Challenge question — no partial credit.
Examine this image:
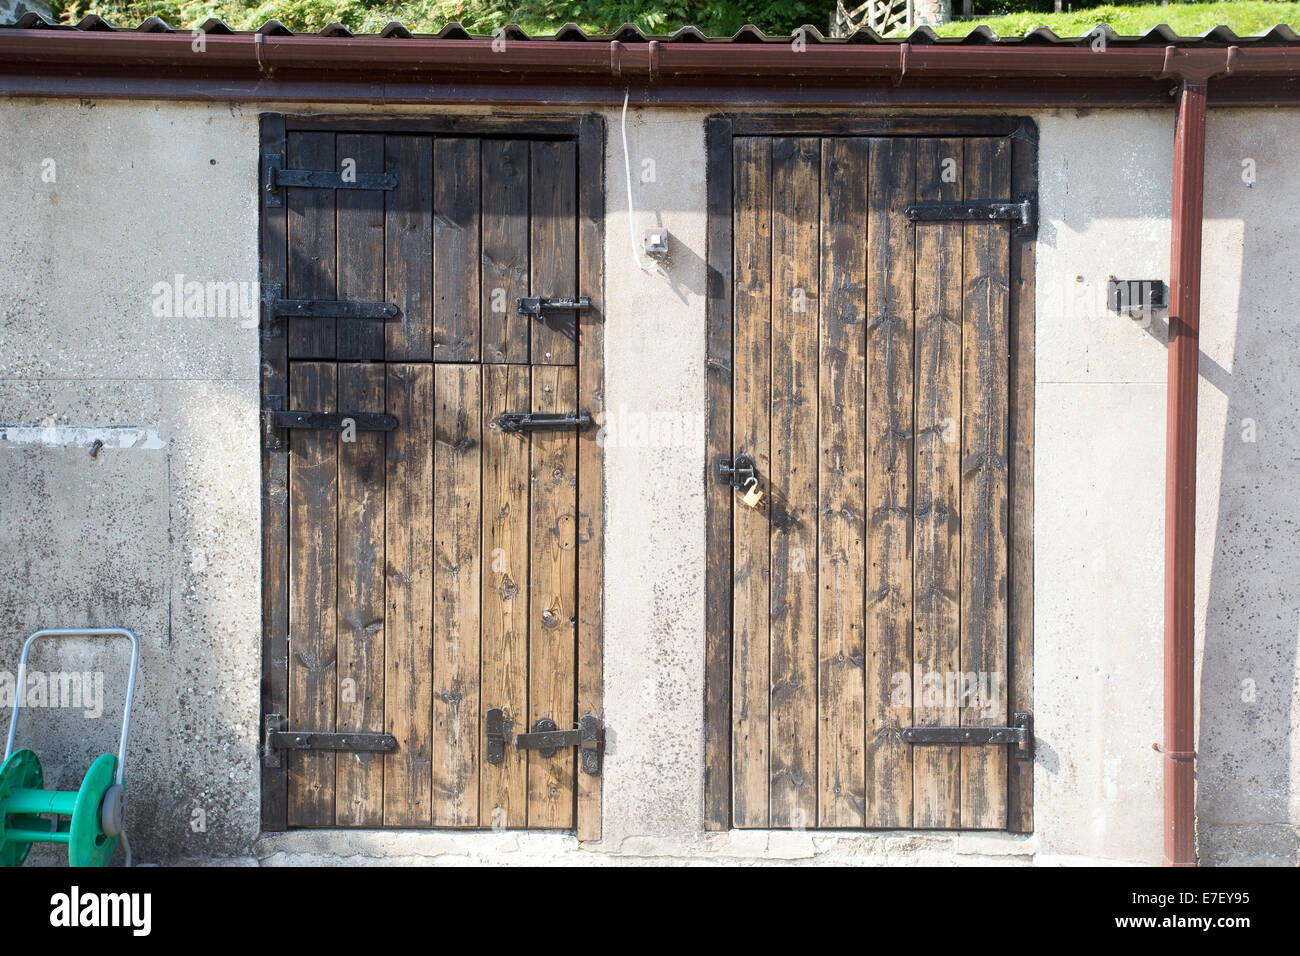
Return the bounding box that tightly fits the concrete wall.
[0,98,1294,866]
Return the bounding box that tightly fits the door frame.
[702,113,1037,832]
[258,112,607,839]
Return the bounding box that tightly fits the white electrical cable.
[621,89,656,274]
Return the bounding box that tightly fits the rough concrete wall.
[1,99,1294,866]
[0,99,262,863]
[1195,110,1300,866]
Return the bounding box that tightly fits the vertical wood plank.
[912,138,965,829]
[481,139,531,364]
[768,136,820,829]
[730,136,771,829]
[335,362,386,826]
[864,137,916,828]
[961,137,1012,830]
[432,364,482,826]
[287,361,338,826]
[336,133,386,361]
[1008,124,1037,834]
[383,363,434,826]
[575,116,606,842]
[529,141,578,366]
[385,136,434,362]
[527,365,579,828]
[702,117,734,831]
[260,113,290,831]
[817,136,868,828]
[432,139,482,362]
[480,365,531,828]
[287,131,337,358]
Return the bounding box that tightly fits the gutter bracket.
[895,42,909,87]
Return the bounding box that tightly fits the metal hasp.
[515,295,592,316]
[271,299,400,320]
[262,713,398,769]
[496,411,592,434]
[905,192,1037,237]
[901,712,1034,760]
[715,454,757,488]
[263,152,397,207]
[484,708,510,765]
[515,715,604,775]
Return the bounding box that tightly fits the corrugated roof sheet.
[5,13,1300,46]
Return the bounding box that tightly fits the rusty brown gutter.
[0,31,1298,106]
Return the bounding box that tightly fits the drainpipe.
[1160,48,1222,867]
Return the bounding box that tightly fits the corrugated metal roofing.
[5,13,1300,46]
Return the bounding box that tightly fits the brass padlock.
[740,475,763,508]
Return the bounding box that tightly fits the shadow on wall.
[1197,117,1300,866]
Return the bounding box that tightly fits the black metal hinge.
[271,299,400,320]
[496,411,592,434]
[263,152,398,207]
[262,713,398,768]
[516,295,591,317]
[900,712,1033,760]
[485,708,604,775]
[905,192,1037,238]
[262,395,398,451]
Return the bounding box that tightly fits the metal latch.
[272,299,400,320]
[715,455,758,488]
[496,412,593,434]
[900,712,1033,760]
[508,713,604,775]
[905,192,1037,237]
[263,152,397,207]
[262,395,398,451]
[515,296,591,317]
[262,713,398,768]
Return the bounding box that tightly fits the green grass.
[931,2,1300,38]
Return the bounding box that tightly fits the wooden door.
[715,130,1034,831]
[260,117,604,835]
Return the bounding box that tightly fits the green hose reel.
[0,750,122,867]
[1,628,138,868]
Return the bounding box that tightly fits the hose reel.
[0,628,139,867]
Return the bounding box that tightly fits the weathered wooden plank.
[768,136,820,829]
[260,113,290,831]
[912,138,965,829]
[816,136,868,828]
[384,136,434,361]
[287,361,338,826]
[480,364,531,828]
[527,365,578,828]
[864,137,916,828]
[481,139,531,364]
[574,115,606,842]
[960,137,1012,830]
[529,141,578,366]
[286,131,337,358]
[383,363,434,826]
[730,136,772,829]
[432,139,481,362]
[702,116,734,831]
[335,361,386,826]
[432,363,482,826]
[336,134,387,361]
[1008,124,1037,834]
